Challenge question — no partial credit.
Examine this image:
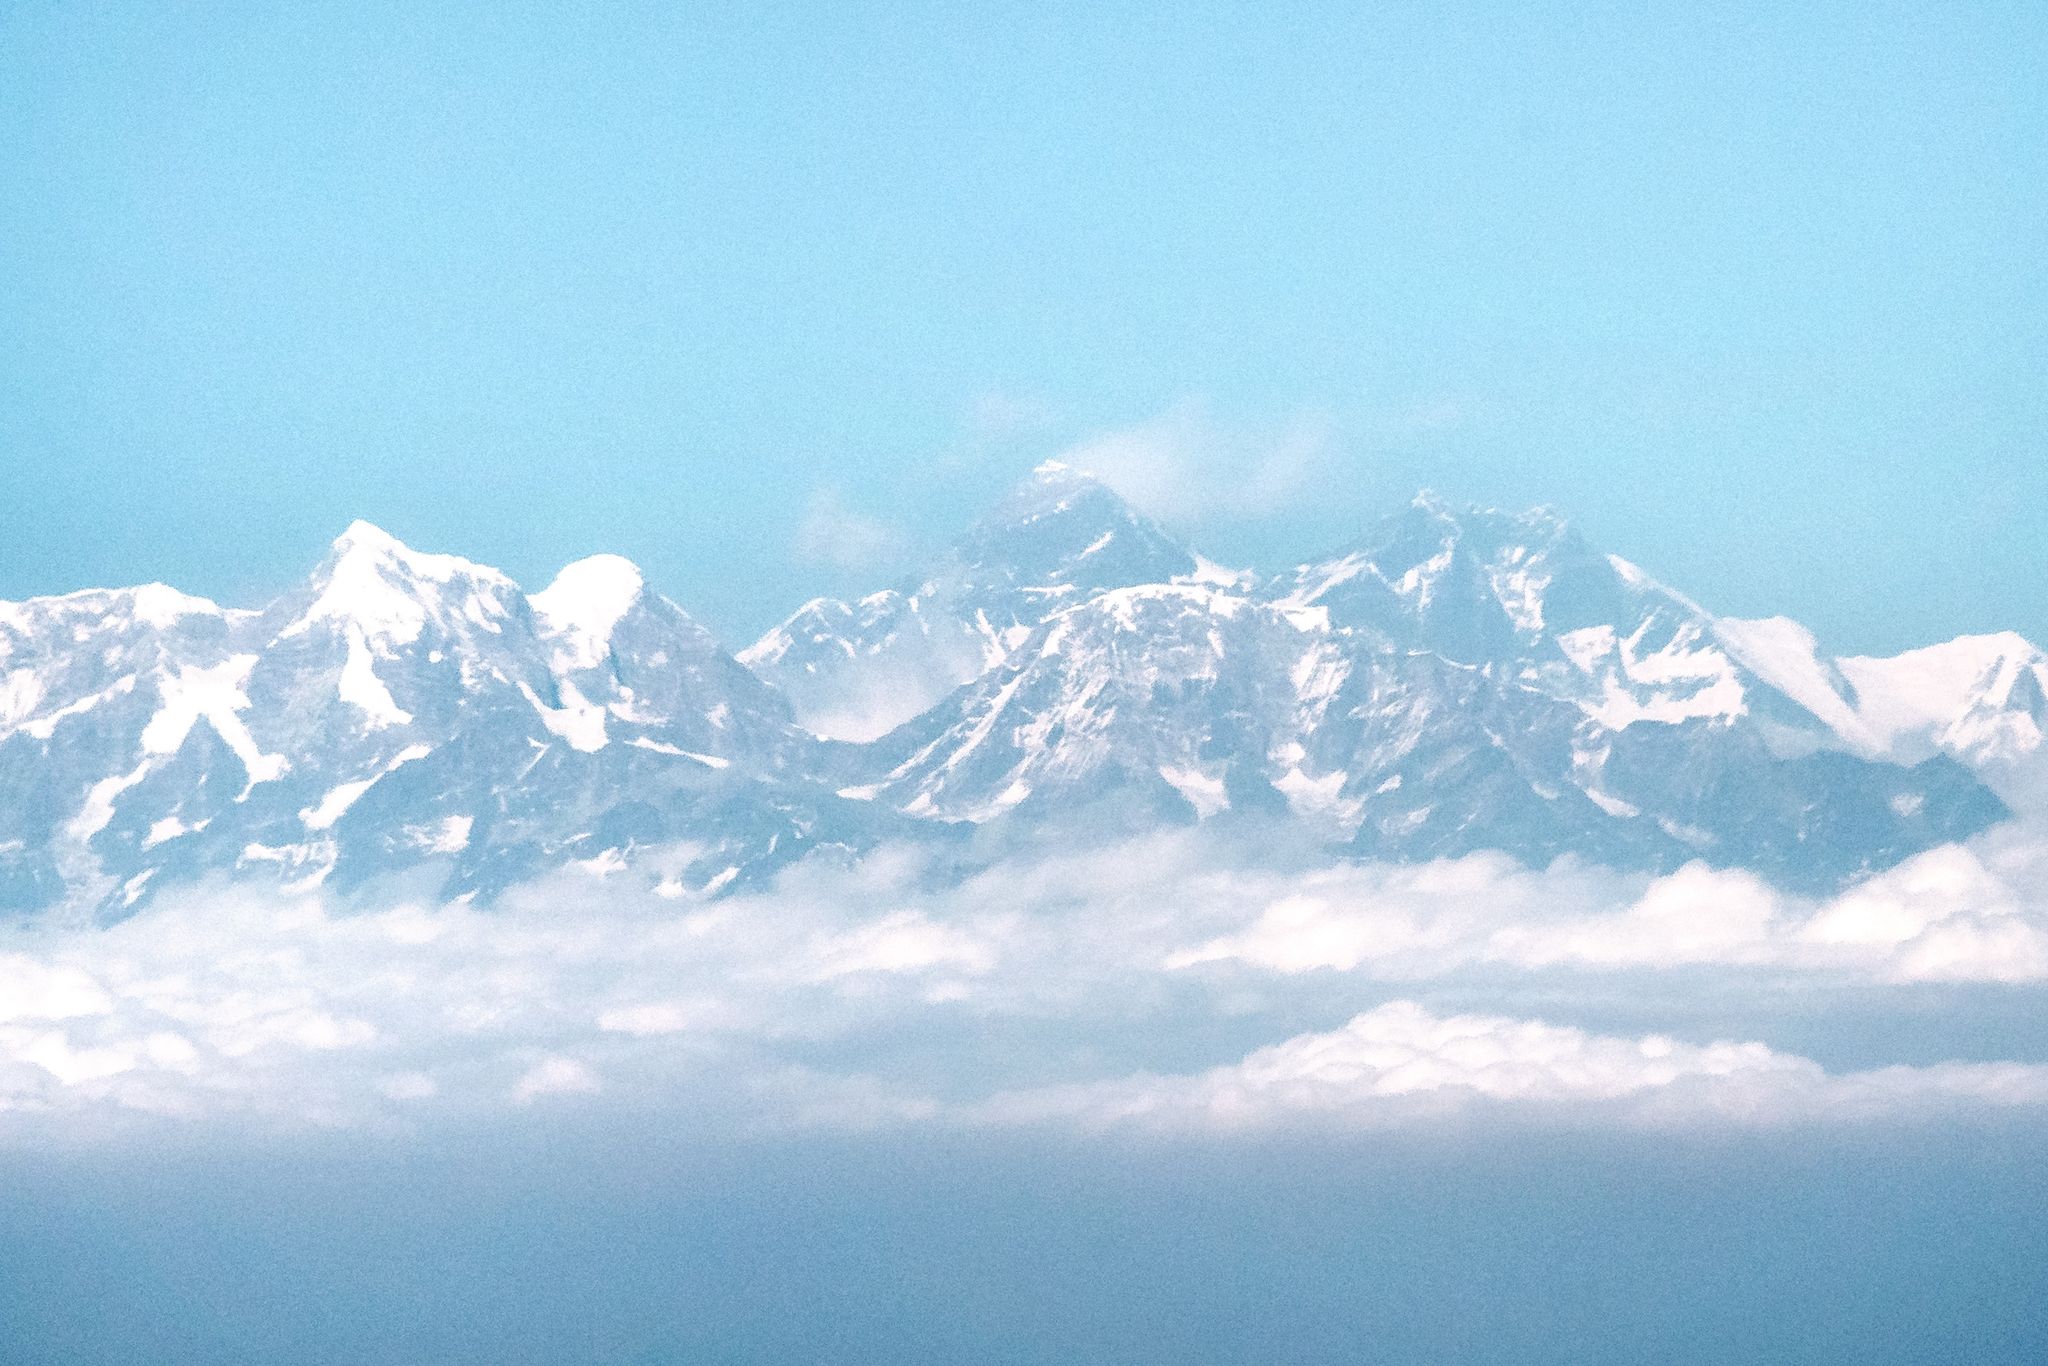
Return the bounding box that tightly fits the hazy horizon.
[5,3,2045,1362]
[4,1,2044,652]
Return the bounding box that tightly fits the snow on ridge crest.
[128,583,222,628]
[530,554,647,671]
[7,483,2042,921]
[0,581,223,630]
[282,521,517,646]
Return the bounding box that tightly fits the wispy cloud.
[792,487,909,574]
[1053,400,1339,528]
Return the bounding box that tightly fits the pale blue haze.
[8,12,2048,1362]
[1,0,2043,651]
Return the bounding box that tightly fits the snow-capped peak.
[321,520,516,585]
[967,463,1194,577]
[331,518,408,558]
[992,461,1114,517]
[323,520,505,582]
[280,522,517,646]
[530,554,646,670]
[0,581,223,632]
[127,583,223,628]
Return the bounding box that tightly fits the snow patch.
[1275,767,1359,827]
[18,675,140,740]
[140,656,289,790]
[1584,789,1641,819]
[68,760,153,841]
[281,521,513,647]
[1489,563,1550,632]
[143,816,204,849]
[1159,764,1229,819]
[299,745,432,831]
[530,554,645,671]
[128,583,222,629]
[339,626,413,727]
[406,815,472,854]
[519,680,608,752]
[625,737,728,766]
[0,669,45,726]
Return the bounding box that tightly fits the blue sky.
[1,0,2042,652]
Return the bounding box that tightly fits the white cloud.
[512,1056,602,1104]
[799,909,994,982]
[597,1001,702,1036]
[1170,837,2048,985]
[0,955,115,1021]
[0,823,2046,1142]
[1055,400,1337,527]
[973,1001,2048,1133]
[792,487,908,573]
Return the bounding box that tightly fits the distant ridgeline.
[4,463,2044,918]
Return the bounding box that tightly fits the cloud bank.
[1168,832,2048,985]
[3,822,2048,1144]
[977,1001,2048,1134]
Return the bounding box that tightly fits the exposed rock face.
[3,472,2037,918]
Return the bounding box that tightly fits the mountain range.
[4,463,2042,919]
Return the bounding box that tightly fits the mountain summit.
[742,462,1201,740]
[1,486,2040,918]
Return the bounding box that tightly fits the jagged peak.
[1399,490,1570,535]
[977,457,1170,539]
[128,582,224,627]
[996,459,1119,511]
[322,520,510,586]
[1299,494,1581,581]
[280,521,517,645]
[959,464,1197,592]
[332,518,406,556]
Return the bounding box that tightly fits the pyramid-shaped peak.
[332,518,407,555]
[1022,457,1122,494]
[322,520,511,586]
[1002,458,1118,506]
[2007,659,2047,721]
[281,521,517,646]
[960,460,1196,588]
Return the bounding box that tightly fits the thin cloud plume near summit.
[3,3,2045,1363]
